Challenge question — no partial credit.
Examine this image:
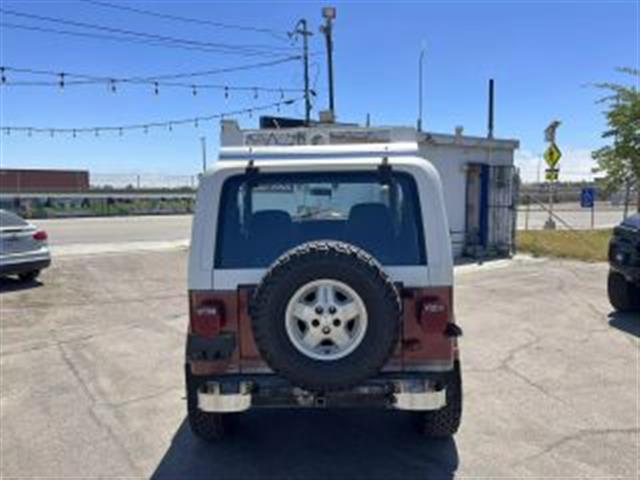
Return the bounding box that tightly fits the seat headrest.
[249,210,292,232]
[348,203,392,224]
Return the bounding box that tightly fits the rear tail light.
[190,293,225,337]
[32,230,48,241]
[417,292,451,333]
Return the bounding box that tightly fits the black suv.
[608,213,640,312]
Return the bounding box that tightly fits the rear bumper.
[0,258,51,276]
[189,366,453,413]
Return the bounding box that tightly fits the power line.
[1,64,305,95]
[0,8,297,57]
[83,0,291,41]
[0,21,273,56]
[1,97,302,137]
[0,57,301,82]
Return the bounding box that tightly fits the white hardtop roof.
[218,142,419,162]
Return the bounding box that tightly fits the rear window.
[215,171,426,268]
[0,210,28,228]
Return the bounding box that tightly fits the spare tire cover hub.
[285,279,368,361]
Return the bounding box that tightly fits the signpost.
[543,121,562,230]
[581,187,596,229]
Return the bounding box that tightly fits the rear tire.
[185,367,237,442]
[18,270,40,282]
[608,271,639,312]
[414,361,463,437]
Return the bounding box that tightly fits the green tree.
[592,68,640,212]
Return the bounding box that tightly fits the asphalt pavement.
[1,250,637,479]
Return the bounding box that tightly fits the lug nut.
[315,306,324,314]
[333,319,341,327]
[311,319,320,327]
[328,306,337,314]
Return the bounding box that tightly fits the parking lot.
[0,246,638,479]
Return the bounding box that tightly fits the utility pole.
[417,44,426,132]
[200,136,207,173]
[320,6,336,117]
[292,19,313,125]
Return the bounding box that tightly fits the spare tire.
[250,241,401,392]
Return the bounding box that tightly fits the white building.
[220,120,519,259]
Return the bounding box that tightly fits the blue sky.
[0,0,638,183]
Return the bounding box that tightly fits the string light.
[1,67,6,84]
[0,64,305,97]
[224,86,229,100]
[3,98,299,138]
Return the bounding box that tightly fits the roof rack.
[219,142,419,162]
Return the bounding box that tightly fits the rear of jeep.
[186,145,462,441]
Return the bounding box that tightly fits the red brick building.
[0,169,90,193]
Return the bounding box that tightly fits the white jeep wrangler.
[186,143,462,441]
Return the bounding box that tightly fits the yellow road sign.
[544,143,562,168]
[545,168,559,182]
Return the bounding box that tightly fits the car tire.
[185,367,237,442]
[414,360,463,437]
[250,241,401,392]
[608,271,639,312]
[18,270,40,282]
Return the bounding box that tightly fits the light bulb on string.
[224,86,229,101]
[110,79,117,93]
[154,82,159,95]
[192,85,197,96]
[168,123,173,132]
[194,118,199,128]
[72,129,76,138]
[253,88,258,100]
[59,73,65,90]
[1,67,6,84]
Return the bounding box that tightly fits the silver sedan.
[0,209,51,281]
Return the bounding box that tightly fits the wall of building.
[418,139,518,257]
[0,169,90,193]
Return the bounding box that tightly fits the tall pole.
[293,19,312,125]
[418,51,423,131]
[200,136,207,173]
[320,8,336,116]
[487,79,494,138]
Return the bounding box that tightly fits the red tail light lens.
[190,294,225,337]
[33,230,48,241]
[418,295,449,333]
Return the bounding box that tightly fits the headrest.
[249,210,292,231]
[348,203,392,224]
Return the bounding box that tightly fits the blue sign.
[581,187,595,208]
